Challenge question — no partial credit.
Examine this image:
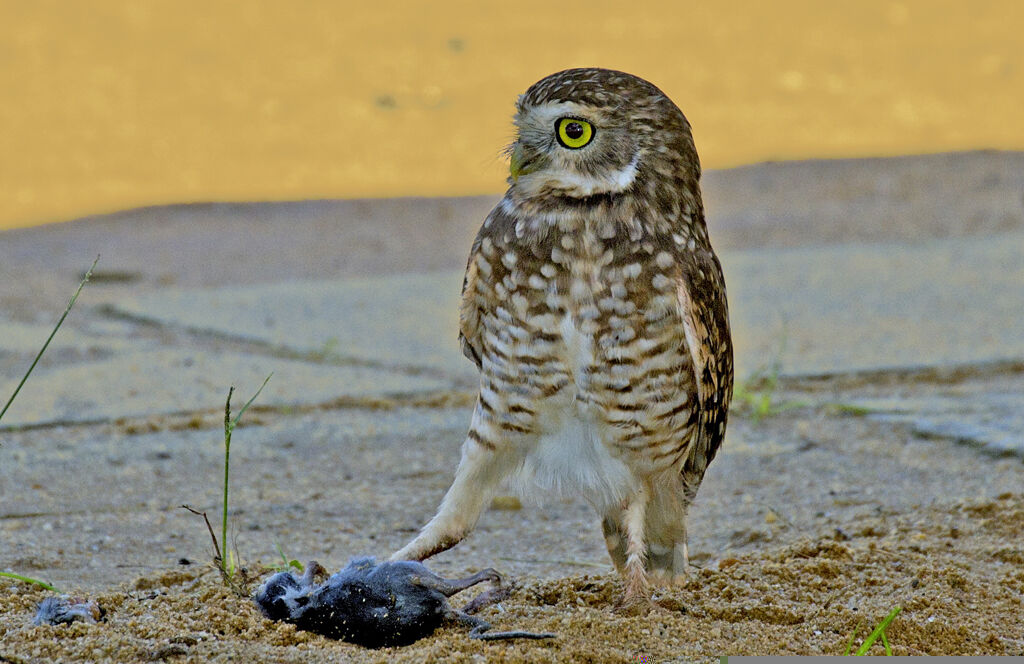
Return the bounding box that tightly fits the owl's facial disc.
[509,101,639,199]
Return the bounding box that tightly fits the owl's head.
[507,68,700,201]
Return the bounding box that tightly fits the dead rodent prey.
[33,597,103,626]
[254,557,556,648]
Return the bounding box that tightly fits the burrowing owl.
[392,68,733,603]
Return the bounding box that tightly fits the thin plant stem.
[222,386,235,573]
[0,258,95,592]
[182,504,222,563]
[0,256,99,425]
[220,374,271,576]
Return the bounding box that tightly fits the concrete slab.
[727,232,1024,377]
[112,273,474,381]
[844,391,1024,458]
[0,348,452,429]
[110,233,1024,382]
[0,318,144,358]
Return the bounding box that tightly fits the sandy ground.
[5,506,1024,664]
[2,486,1023,663]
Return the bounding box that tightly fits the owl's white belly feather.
[511,397,636,512]
[509,315,636,511]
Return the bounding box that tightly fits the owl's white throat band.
[517,153,640,199]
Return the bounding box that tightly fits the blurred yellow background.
[1,0,1021,230]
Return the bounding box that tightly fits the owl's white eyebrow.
[519,101,594,127]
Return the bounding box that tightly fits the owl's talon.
[613,591,653,616]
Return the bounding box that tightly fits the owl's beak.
[509,143,540,181]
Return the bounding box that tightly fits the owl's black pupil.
[564,122,584,140]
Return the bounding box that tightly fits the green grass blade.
[275,542,304,573]
[0,256,99,425]
[882,629,892,656]
[0,258,95,588]
[854,606,901,655]
[843,622,861,655]
[0,571,59,592]
[231,373,273,428]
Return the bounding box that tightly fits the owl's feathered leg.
[645,476,693,586]
[603,521,689,586]
[620,485,651,605]
[601,515,628,572]
[391,408,519,562]
[603,477,692,591]
[647,538,689,586]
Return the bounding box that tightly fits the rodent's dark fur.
[254,557,554,648]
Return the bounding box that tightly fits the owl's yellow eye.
[555,117,594,149]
